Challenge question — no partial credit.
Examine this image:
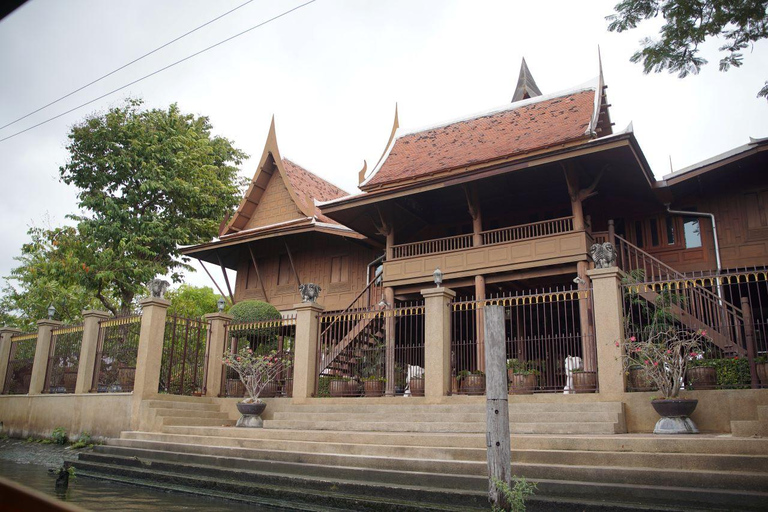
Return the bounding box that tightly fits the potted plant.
[506,359,538,395]
[627,363,656,391]
[570,367,597,393]
[409,373,425,397]
[460,370,486,395]
[755,356,768,387]
[621,329,707,434]
[362,376,386,397]
[686,358,717,390]
[222,347,292,428]
[328,376,350,397]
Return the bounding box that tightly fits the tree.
[59,99,246,314]
[166,285,229,319]
[607,0,768,100]
[0,226,104,330]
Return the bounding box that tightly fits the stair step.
[276,402,624,414]
[148,395,214,404]
[146,400,220,411]
[264,419,620,434]
[160,416,235,427]
[270,411,621,423]
[510,422,622,434]
[151,408,229,419]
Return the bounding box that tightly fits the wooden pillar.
[75,310,110,394]
[564,165,585,231]
[577,260,596,371]
[384,287,396,396]
[203,312,233,397]
[475,275,486,372]
[386,230,395,261]
[421,286,456,400]
[484,305,511,508]
[0,328,21,393]
[467,185,483,247]
[742,297,759,389]
[608,219,616,246]
[292,301,324,402]
[29,319,62,395]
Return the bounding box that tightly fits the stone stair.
[731,405,768,437]
[142,395,235,429]
[71,399,768,510]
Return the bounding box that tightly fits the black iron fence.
[45,325,83,394]
[159,316,209,396]
[92,314,141,393]
[2,332,37,395]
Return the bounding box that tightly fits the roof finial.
[511,58,542,103]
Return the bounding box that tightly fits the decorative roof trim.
[587,49,605,137]
[511,57,542,102]
[661,136,768,183]
[360,103,400,188]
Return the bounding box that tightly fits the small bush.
[492,476,537,512]
[51,427,68,445]
[70,431,92,449]
[711,358,751,389]
[229,300,281,324]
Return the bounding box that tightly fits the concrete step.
[150,408,230,420]
[270,411,621,424]
[150,395,214,404]
[73,454,488,511]
[160,416,235,427]
[103,439,486,476]
[146,400,221,411]
[731,419,768,438]
[758,405,768,421]
[119,431,487,461]
[510,422,621,434]
[275,402,624,414]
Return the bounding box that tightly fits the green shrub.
[70,431,92,449]
[229,300,281,324]
[51,427,67,445]
[229,300,282,352]
[491,476,537,512]
[318,375,333,397]
[710,358,750,389]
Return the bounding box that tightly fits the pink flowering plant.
[620,329,708,399]
[222,347,292,403]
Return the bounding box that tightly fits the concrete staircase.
[72,399,768,511]
[142,395,235,429]
[732,405,768,437]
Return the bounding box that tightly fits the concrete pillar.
[131,297,170,428]
[203,312,233,397]
[421,287,456,401]
[587,267,626,394]
[28,320,62,395]
[474,275,486,372]
[0,328,21,393]
[384,287,396,396]
[76,310,110,394]
[292,301,324,402]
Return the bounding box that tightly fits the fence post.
[131,297,170,428]
[0,328,21,393]
[741,297,759,389]
[292,301,324,402]
[586,267,626,394]
[28,319,62,395]
[203,312,232,397]
[75,310,110,394]
[421,286,456,401]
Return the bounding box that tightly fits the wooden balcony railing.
[391,233,473,259]
[481,216,574,246]
[390,216,576,260]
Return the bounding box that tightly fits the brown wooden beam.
[283,240,302,286]
[197,258,229,302]
[215,253,235,304]
[247,244,269,303]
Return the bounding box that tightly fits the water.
[0,458,289,511]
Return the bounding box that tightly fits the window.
[330,255,349,284]
[278,255,293,285]
[649,218,660,247]
[634,221,644,248]
[683,217,702,248]
[665,217,676,245]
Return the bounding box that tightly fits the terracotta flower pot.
[572,371,597,393]
[508,373,536,395]
[118,366,136,392]
[409,376,425,396]
[756,362,768,386]
[686,366,717,390]
[346,380,362,397]
[226,378,245,398]
[329,379,347,397]
[461,374,485,395]
[62,370,78,393]
[628,367,656,392]
[363,380,385,397]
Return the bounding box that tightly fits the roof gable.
[222,118,349,235]
[361,87,597,191]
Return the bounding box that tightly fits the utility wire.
[0,0,317,144]
[0,0,255,131]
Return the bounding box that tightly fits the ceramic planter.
[686,366,717,390]
[409,376,425,396]
[236,401,267,428]
[651,398,699,434]
[363,380,385,397]
[329,379,347,397]
[508,373,536,395]
[628,367,656,392]
[572,371,597,393]
[346,380,362,397]
[756,362,768,386]
[461,374,485,395]
[226,378,245,398]
[118,366,136,392]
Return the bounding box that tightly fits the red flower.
[630,336,636,342]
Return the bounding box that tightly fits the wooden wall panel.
[244,171,304,230]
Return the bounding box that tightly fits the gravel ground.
[0,437,86,467]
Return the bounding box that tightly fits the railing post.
[28,319,62,395]
[0,328,21,394]
[76,310,110,394]
[292,301,324,402]
[384,287,396,396]
[608,219,616,247]
[421,286,456,400]
[202,312,232,397]
[131,297,170,428]
[741,297,759,389]
[586,267,626,394]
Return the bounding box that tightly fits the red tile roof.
[362,89,596,190]
[282,158,348,224]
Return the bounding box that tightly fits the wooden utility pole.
[484,305,511,508]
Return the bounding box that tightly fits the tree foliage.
[607,0,768,99]
[166,284,229,319]
[0,226,104,330]
[58,99,247,314]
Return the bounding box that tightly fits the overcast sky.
[1,0,767,296]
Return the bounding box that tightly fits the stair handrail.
[320,278,383,340]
